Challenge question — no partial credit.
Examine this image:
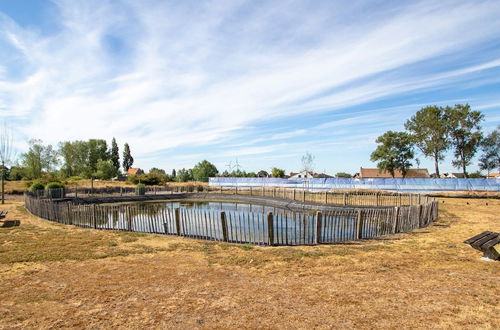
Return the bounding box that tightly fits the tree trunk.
[1,161,4,205]
[462,160,468,178]
[434,155,440,177]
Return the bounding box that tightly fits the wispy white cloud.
[0,0,499,172]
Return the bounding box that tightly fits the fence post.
[220,211,228,242]
[267,212,274,246]
[343,193,347,206]
[302,190,305,202]
[175,208,181,236]
[392,207,399,233]
[316,211,322,244]
[293,189,296,201]
[324,191,327,204]
[127,206,132,231]
[67,203,72,225]
[235,185,238,195]
[92,204,97,229]
[356,209,363,239]
[250,186,252,196]
[418,205,423,227]
[273,187,276,198]
[376,193,380,206]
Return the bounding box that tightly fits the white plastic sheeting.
[209,177,500,192]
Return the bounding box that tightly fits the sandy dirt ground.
[0,198,498,329]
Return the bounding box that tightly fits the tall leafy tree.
[404,106,449,176]
[479,126,499,175]
[370,131,414,178]
[175,168,192,182]
[122,143,134,172]
[149,168,166,175]
[271,167,285,178]
[21,139,59,179]
[58,141,90,177]
[94,160,118,180]
[192,160,218,182]
[445,104,484,178]
[88,139,108,173]
[110,137,120,173]
[257,170,269,177]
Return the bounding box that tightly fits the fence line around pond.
[24,191,438,246]
[35,186,435,207]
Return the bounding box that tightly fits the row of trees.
[10,138,134,180]
[371,104,499,178]
[131,162,288,184]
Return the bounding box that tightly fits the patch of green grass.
[120,236,138,243]
[240,243,254,251]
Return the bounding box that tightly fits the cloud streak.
[0,0,499,172]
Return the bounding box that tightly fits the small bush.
[128,173,164,185]
[46,182,65,199]
[135,183,146,195]
[46,182,65,189]
[30,182,45,193]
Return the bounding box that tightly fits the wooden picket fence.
[24,191,438,246]
[41,186,432,207]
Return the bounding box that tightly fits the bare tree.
[301,152,315,173]
[0,124,15,204]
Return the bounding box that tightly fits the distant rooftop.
[357,167,430,178]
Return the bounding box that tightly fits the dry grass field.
[3,180,208,195]
[0,197,499,329]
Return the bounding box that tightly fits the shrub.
[46,182,64,189]
[30,181,45,193]
[135,183,146,195]
[46,182,65,199]
[127,174,140,184]
[128,173,164,185]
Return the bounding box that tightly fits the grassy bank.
[0,198,498,328]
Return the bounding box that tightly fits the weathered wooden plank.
[464,231,492,244]
[267,212,274,246]
[316,211,322,244]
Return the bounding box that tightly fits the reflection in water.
[69,200,394,245]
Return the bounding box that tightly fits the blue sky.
[0,0,499,175]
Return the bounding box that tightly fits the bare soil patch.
[0,198,498,329]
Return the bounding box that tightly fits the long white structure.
[209,177,500,192]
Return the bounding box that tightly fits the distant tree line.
[8,138,134,181]
[371,104,499,178]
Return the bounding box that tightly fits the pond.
[68,199,395,245]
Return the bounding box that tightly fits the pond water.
[71,200,394,245]
[153,200,289,214]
